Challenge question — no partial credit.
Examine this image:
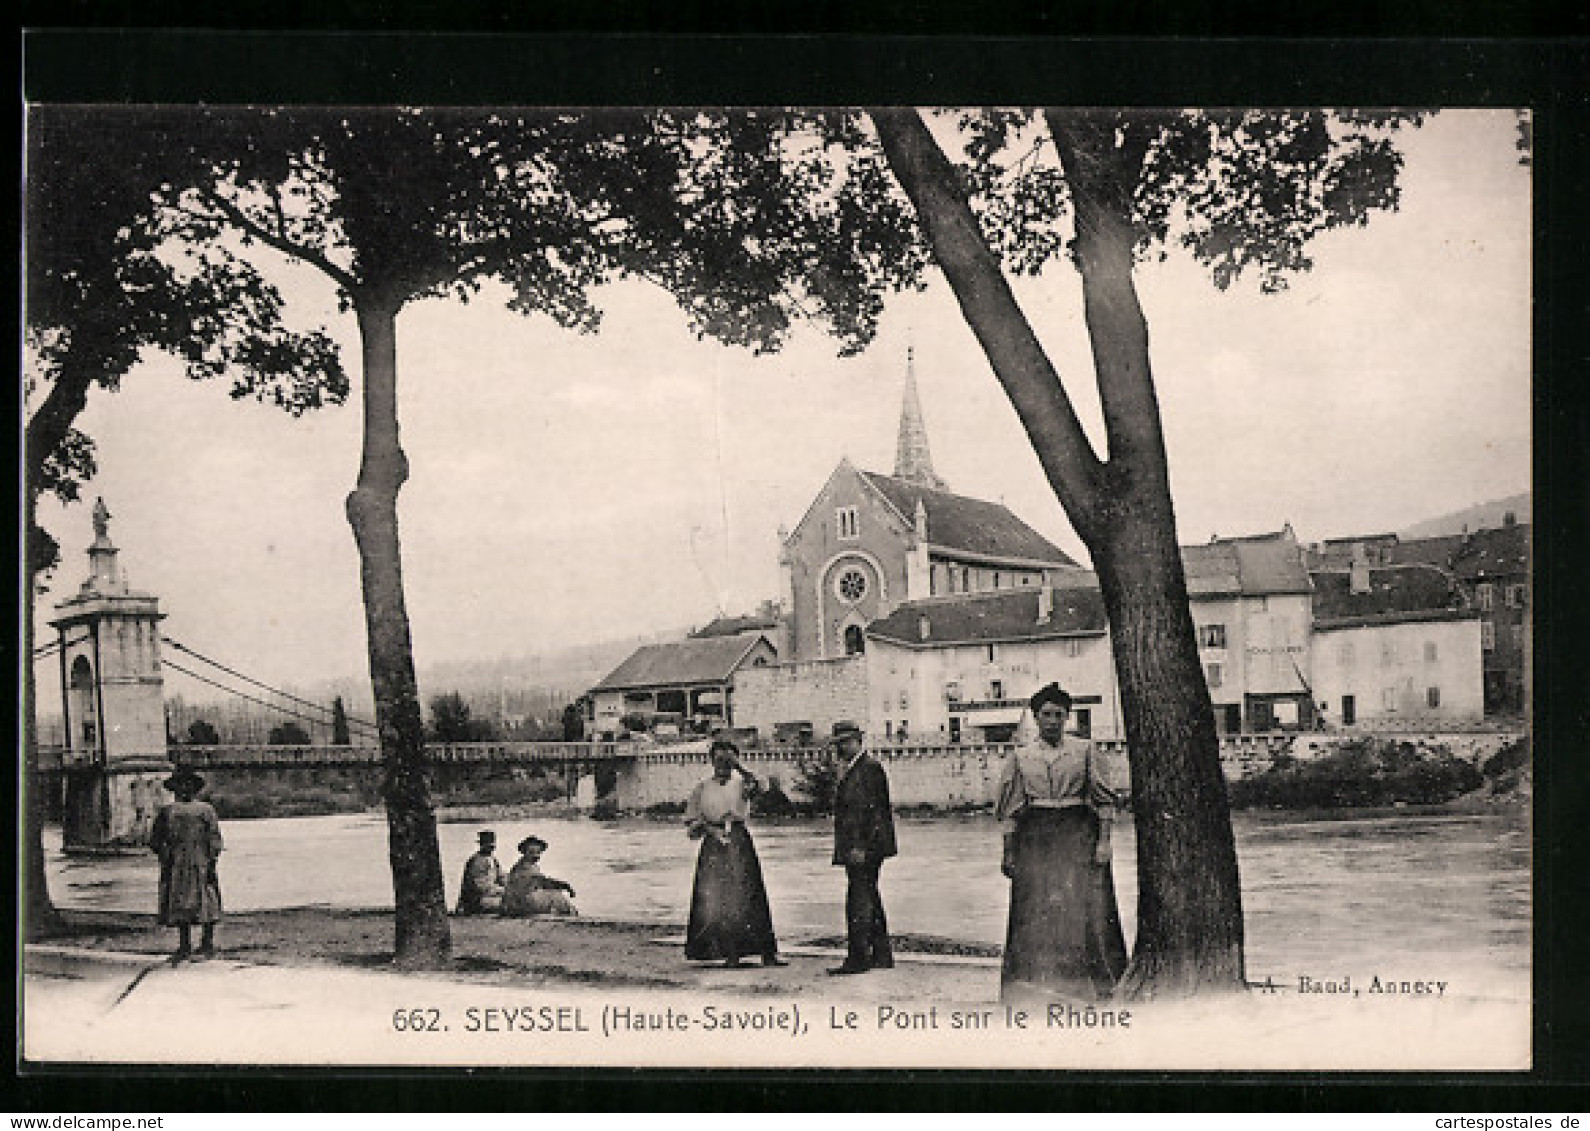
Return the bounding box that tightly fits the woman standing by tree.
[997,683,1129,1002]
[683,739,787,969]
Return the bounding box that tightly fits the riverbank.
[29,906,998,994]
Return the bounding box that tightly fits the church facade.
[777,352,1079,664]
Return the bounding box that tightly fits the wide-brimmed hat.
[830,720,864,743]
[477,830,497,845]
[518,835,548,854]
[164,767,205,793]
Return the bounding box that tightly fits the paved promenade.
[22,909,1530,1072]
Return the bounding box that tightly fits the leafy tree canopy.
[146,107,926,355]
[25,106,347,575]
[267,721,312,746]
[954,108,1423,293]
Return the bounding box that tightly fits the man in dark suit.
[828,720,897,975]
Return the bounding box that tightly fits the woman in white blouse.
[995,682,1129,1001]
[683,739,787,968]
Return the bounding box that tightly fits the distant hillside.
[1401,492,1530,540]
[414,624,697,697]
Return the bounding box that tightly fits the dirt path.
[36,907,1003,1002]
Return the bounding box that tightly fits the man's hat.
[164,767,205,793]
[1029,682,1073,713]
[830,720,864,742]
[518,835,548,854]
[477,830,497,844]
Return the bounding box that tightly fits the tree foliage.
[426,693,498,744]
[956,108,1421,294]
[185,719,221,746]
[1228,740,1485,809]
[25,107,347,575]
[331,696,352,746]
[267,721,313,746]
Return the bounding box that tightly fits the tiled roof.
[1311,564,1466,625]
[592,635,770,692]
[1182,541,1242,597]
[1385,534,1466,570]
[867,588,1107,648]
[690,614,781,639]
[1183,533,1313,597]
[860,471,1078,567]
[1446,522,1530,581]
[1313,608,1478,631]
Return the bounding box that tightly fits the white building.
[589,634,777,738]
[1182,529,1317,733]
[1309,559,1484,727]
[864,582,1120,743]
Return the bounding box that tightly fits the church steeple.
[893,347,946,490]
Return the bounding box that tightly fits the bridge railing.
[160,741,645,768]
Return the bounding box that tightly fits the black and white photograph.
[20,39,1539,1074]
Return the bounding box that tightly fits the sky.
[29,109,1531,708]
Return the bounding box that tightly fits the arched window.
[844,625,866,655]
[69,655,97,750]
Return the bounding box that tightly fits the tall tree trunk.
[345,297,450,966]
[1092,504,1246,997]
[873,107,1246,998]
[23,491,67,941]
[1049,110,1245,997]
[21,364,96,941]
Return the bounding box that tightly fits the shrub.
[793,750,840,815]
[1230,739,1485,810]
[1483,737,1529,780]
[750,775,796,818]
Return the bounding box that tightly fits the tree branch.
[197,190,359,294]
[869,107,1107,540]
[1044,110,1171,484]
[25,354,99,503]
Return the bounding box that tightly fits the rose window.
[836,567,868,603]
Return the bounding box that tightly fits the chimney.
[1036,584,1054,625]
[1349,543,1371,595]
[1503,510,1516,527]
[918,614,932,642]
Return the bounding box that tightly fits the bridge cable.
[161,636,378,732]
[161,657,380,739]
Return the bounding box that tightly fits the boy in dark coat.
[828,721,897,975]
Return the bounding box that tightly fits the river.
[46,807,1530,997]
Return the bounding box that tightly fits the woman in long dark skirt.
[996,683,1129,1002]
[149,767,224,962]
[683,739,787,968]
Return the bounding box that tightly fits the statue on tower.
[92,497,112,542]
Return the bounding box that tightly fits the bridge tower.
[48,499,172,852]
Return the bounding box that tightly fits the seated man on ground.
[501,835,579,917]
[455,829,505,915]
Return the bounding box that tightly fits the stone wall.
[733,655,868,742]
[612,743,1018,812]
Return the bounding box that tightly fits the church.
[592,353,1084,740]
[777,350,1079,663]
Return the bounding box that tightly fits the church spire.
[893,347,946,490]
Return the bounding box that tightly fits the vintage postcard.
[20,38,1534,1074]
